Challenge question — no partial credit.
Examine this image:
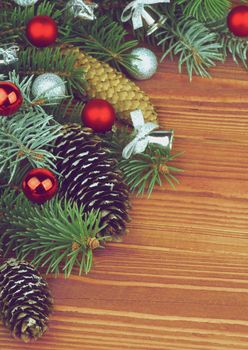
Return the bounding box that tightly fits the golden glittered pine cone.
[68,48,158,125]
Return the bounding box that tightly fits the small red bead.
[227,5,248,37]
[26,15,58,48]
[0,82,23,116]
[81,99,116,133]
[22,168,58,204]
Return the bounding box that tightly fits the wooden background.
[1,53,248,349]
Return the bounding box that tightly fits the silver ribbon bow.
[121,0,170,30]
[67,0,98,20]
[0,44,19,65]
[122,110,174,159]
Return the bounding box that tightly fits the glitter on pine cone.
[68,48,157,125]
[0,259,53,342]
[54,124,130,240]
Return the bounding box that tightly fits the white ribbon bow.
[0,44,19,65]
[121,0,170,30]
[67,0,98,20]
[122,110,159,159]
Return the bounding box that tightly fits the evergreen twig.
[120,145,183,196]
[174,0,231,22]
[8,71,67,110]
[0,1,59,44]
[15,47,85,95]
[0,110,61,183]
[220,33,248,67]
[67,16,138,73]
[0,191,106,276]
[103,128,183,196]
[49,97,85,124]
[150,5,223,80]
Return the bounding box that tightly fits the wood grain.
[1,54,248,350]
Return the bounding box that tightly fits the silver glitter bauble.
[129,48,158,80]
[13,0,39,6]
[31,73,66,102]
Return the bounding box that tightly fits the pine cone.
[69,48,157,125]
[0,259,53,342]
[54,124,130,240]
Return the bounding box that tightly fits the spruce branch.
[49,97,85,124]
[128,4,223,80]
[175,0,231,22]
[156,7,223,79]
[8,71,67,110]
[0,1,58,44]
[206,20,248,68]
[14,47,85,95]
[199,15,248,69]
[96,0,130,17]
[103,128,183,196]
[7,72,84,125]
[0,110,61,183]
[67,16,138,73]
[0,191,106,276]
[120,145,183,196]
[220,33,248,68]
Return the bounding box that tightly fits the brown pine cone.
[0,259,52,342]
[53,124,131,240]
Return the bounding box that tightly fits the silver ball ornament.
[32,73,66,102]
[129,48,158,80]
[13,0,39,6]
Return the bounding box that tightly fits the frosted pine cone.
[54,124,130,240]
[0,259,53,342]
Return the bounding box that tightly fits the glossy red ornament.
[0,82,23,116]
[22,168,58,204]
[227,5,248,37]
[26,15,58,48]
[81,99,116,133]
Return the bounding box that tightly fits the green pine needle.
[0,191,106,276]
[131,3,223,80]
[15,47,85,95]
[103,129,183,196]
[206,18,248,68]
[49,97,85,124]
[68,16,138,73]
[156,15,223,80]
[220,33,248,68]
[120,146,183,197]
[8,71,68,109]
[175,0,231,22]
[0,110,61,183]
[0,1,59,43]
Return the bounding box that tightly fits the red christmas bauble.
[0,82,23,116]
[81,99,116,133]
[26,15,58,48]
[227,5,248,37]
[22,168,58,204]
